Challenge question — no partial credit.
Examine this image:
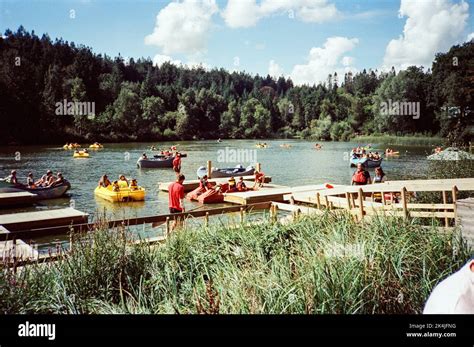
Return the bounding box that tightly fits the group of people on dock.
[98,174,139,191]
[3,169,66,189]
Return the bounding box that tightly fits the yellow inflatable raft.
[89,143,104,149]
[94,184,146,202]
[73,151,90,158]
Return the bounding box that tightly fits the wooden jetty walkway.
[0,208,88,232]
[0,191,39,207]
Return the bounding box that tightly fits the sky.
[1,0,473,85]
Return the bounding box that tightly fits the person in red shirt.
[173,153,181,174]
[168,174,185,231]
[253,170,265,190]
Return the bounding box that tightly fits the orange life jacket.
[353,171,368,184]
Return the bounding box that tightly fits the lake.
[0,140,436,248]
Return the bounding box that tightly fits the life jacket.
[353,170,368,184]
[237,181,246,191]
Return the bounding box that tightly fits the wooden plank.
[271,202,322,215]
[0,191,39,208]
[0,202,272,241]
[0,208,88,232]
[0,239,38,259]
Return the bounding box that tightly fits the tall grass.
[353,134,444,146]
[1,212,470,314]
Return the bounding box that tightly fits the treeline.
[0,26,472,145]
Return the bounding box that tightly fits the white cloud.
[152,54,182,67]
[467,32,474,41]
[152,54,209,70]
[268,60,284,78]
[145,0,218,55]
[290,36,358,85]
[222,0,339,28]
[382,0,470,71]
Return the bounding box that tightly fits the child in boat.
[119,175,129,186]
[112,181,120,192]
[5,170,18,184]
[141,153,148,160]
[98,174,111,188]
[237,177,248,192]
[129,179,138,190]
[227,177,237,192]
[199,175,213,191]
[26,172,36,188]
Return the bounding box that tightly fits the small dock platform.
[0,225,39,259]
[159,175,272,192]
[0,208,89,232]
[0,191,39,208]
[224,184,339,205]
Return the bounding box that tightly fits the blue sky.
[1,0,473,84]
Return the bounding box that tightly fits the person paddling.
[351,163,371,186]
[168,174,186,231]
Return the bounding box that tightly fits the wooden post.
[69,232,73,252]
[240,207,244,224]
[381,191,386,206]
[12,238,17,273]
[204,212,209,227]
[351,193,356,210]
[256,162,261,173]
[316,192,321,209]
[207,160,212,179]
[165,217,170,237]
[324,196,330,210]
[358,188,364,221]
[401,187,408,219]
[345,192,351,210]
[442,191,449,227]
[452,185,458,225]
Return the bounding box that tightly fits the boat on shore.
[137,156,174,168]
[196,165,255,178]
[0,180,71,200]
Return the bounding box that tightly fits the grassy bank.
[353,134,444,146]
[1,213,470,314]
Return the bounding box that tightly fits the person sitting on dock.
[119,175,129,186]
[129,178,138,191]
[98,174,111,188]
[351,163,371,186]
[5,170,18,184]
[173,153,181,174]
[237,176,248,192]
[253,170,265,190]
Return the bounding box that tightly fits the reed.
[1,212,470,314]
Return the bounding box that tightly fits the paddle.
[151,204,206,228]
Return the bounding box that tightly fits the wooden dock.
[0,191,39,207]
[0,208,89,232]
[224,184,341,205]
[158,175,272,192]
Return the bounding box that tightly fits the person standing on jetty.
[351,163,371,185]
[168,174,185,230]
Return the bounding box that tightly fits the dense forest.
[0,26,473,145]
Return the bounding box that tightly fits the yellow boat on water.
[89,143,104,149]
[256,143,268,148]
[63,143,81,150]
[94,184,146,202]
[73,151,90,158]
